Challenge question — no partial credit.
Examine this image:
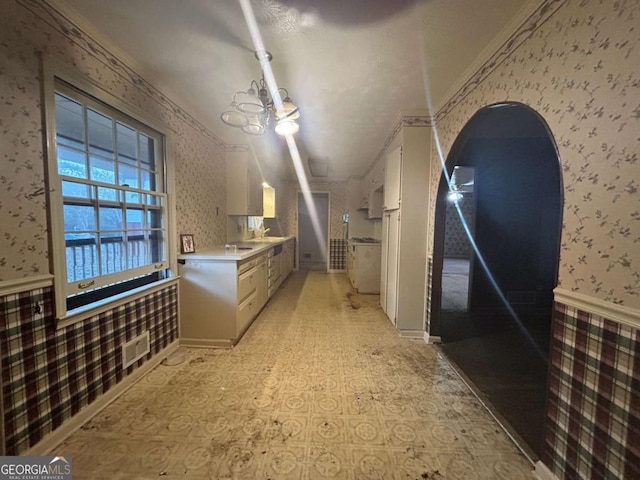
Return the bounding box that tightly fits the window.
[49,80,168,317]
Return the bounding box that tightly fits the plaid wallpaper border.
[545,302,640,479]
[330,239,347,270]
[425,257,433,333]
[0,283,178,455]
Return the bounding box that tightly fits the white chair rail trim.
[0,275,54,297]
[554,288,640,330]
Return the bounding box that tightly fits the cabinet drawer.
[237,290,258,335]
[238,257,258,275]
[238,265,258,303]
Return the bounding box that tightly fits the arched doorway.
[431,103,562,459]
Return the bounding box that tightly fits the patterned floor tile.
[57,272,534,479]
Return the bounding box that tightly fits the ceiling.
[55,0,532,181]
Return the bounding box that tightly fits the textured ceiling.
[55,0,531,180]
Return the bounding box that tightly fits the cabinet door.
[226,152,263,215]
[380,215,388,311]
[384,210,400,325]
[347,245,356,287]
[249,164,263,216]
[368,187,384,219]
[384,146,402,210]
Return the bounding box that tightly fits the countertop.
[348,240,382,246]
[177,236,294,262]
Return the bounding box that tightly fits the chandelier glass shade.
[221,52,300,136]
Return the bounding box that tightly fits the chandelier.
[221,51,300,136]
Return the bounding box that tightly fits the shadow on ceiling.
[270,0,423,25]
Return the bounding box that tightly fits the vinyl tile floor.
[59,271,535,479]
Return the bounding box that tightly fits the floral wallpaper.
[429,0,640,309]
[174,133,226,249]
[0,0,230,283]
[444,194,474,259]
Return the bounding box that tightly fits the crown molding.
[434,0,567,123]
[27,0,228,150]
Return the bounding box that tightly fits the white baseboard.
[423,332,442,344]
[26,340,179,455]
[533,461,558,480]
[398,329,425,339]
[180,337,232,348]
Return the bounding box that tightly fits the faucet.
[262,228,271,238]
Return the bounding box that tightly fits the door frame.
[296,190,330,272]
[429,102,564,337]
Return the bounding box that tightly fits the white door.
[385,209,400,325]
[384,146,402,210]
[380,212,389,311]
[297,192,329,271]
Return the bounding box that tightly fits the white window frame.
[43,61,177,326]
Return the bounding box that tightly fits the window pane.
[127,237,147,269]
[66,233,98,282]
[146,193,163,207]
[126,208,145,236]
[55,93,85,148]
[148,207,163,229]
[139,133,154,168]
[87,108,114,157]
[100,233,126,274]
[126,192,141,204]
[97,186,118,202]
[57,146,87,179]
[90,155,116,184]
[118,163,138,188]
[141,169,155,191]
[116,122,137,159]
[62,180,90,199]
[99,206,123,231]
[149,229,165,262]
[63,204,96,232]
[118,153,137,167]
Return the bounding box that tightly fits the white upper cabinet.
[226,151,263,216]
[263,185,276,218]
[368,186,384,219]
[383,146,402,210]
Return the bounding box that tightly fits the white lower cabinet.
[347,242,382,294]
[178,239,295,347]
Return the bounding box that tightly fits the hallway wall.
[428,0,640,478]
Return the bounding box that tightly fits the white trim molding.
[423,332,442,344]
[554,288,640,330]
[25,340,179,456]
[0,275,54,297]
[57,277,180,329]
[533,460,559,480]
[399,329,425,339]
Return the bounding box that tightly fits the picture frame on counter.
[180,234,196,253]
